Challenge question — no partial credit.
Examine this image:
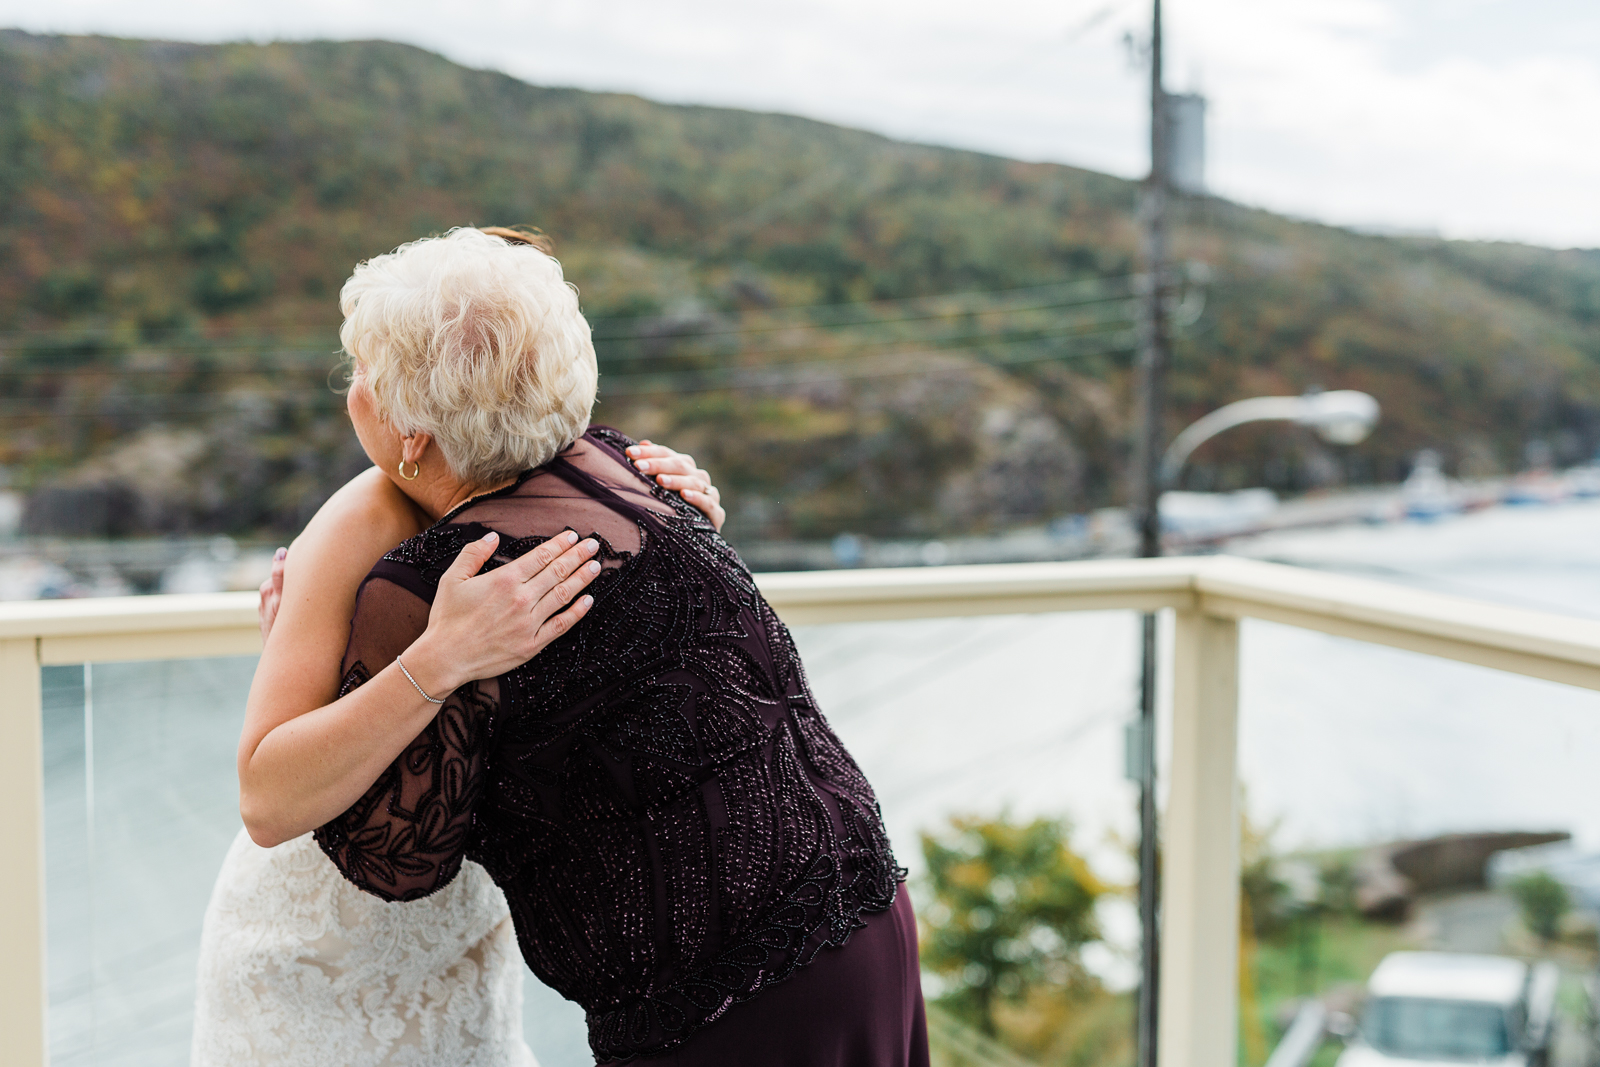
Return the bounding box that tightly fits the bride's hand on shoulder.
[626,441,725,531]
[258,547,288,643]
[405,531,603,693]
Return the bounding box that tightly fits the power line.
[0,272,1143,349]
[0,360,343,378]
[594,270,1141,329]
[594,288,1133,345]
[0,336,341,353]
[590,275,1139,341]
[600,325,1136,396]
[0,294,1140,376]
[0,326,1136,419]
[598,300,1137,366]
[0,269,1184,412]
[0,390,344,419]
[0,298,1145,409]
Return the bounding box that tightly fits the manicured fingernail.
[582,539,598,552]
[581,595,594,607]
[636,460,650,472]
[626,446,639,455]
[482,531,498,542]
[587,560,601,574]
[565,530,579,544]
[274,547,287,561]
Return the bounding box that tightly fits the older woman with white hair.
[219,227,928,1066]
[191,228,726,1067]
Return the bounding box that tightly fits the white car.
[1335,952,1560,1067]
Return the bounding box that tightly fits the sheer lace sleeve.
[313,567,497,902]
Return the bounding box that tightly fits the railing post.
[1159,610,1240,1067]
[0,637,46,1066]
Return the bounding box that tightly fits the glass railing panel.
[793,611,1143,894]
[36,598,1596,1067]
[796,611,1147,1066]
[1235,620,1600,1067]
[36,654,594,1067]
[1238,618,1600,850]
[793,609,1600,1067]
[43,664,92,1061]
[43,657,257,1067]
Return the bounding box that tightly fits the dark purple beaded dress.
[315,428,929,1065]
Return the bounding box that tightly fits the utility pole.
[1132,2,1169,1067]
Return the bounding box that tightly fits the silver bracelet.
[396,656,446,704]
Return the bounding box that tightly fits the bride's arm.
[253,467,427,701]
[236,467,431,844]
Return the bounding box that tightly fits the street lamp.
[1159,390,1380,490]
[1129,387,1378,1067]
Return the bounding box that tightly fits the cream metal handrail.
[3,555,1599,1067]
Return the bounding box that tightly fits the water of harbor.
[40,499,1600,1065]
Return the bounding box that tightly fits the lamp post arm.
[1158,396,1309,489]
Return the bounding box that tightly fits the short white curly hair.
[339,227,597,485]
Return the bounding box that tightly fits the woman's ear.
[401,433,434,465]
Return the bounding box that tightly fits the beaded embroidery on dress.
[315,428,904,1061]
[191,829,536,1067]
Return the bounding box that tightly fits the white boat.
[1401,451,1457,521]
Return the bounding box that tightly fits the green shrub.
[1510,871,1568,942]
[920,813,1105,1037]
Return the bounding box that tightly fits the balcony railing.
[4,554,1599,1067]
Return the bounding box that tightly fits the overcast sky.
[6,0,1599,249]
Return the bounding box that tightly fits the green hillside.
[3,30,1599,540]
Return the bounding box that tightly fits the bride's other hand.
[627,441,726,531]
[402,530,603,697]
[258,547,287,644]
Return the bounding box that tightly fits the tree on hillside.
[920,813,1105,1037]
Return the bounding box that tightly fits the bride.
[190,229,725,1066]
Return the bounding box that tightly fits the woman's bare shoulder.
[270,469,427,650]
[293,467,428,561]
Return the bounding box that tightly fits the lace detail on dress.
[315,428,902,1061]
[191,830,535,1067]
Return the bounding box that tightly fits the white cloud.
[3,0,1598,246]
[1168,0,1600,244]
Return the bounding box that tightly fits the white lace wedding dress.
[191,828,538,1067]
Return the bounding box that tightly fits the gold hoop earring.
[398,459,420,481]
